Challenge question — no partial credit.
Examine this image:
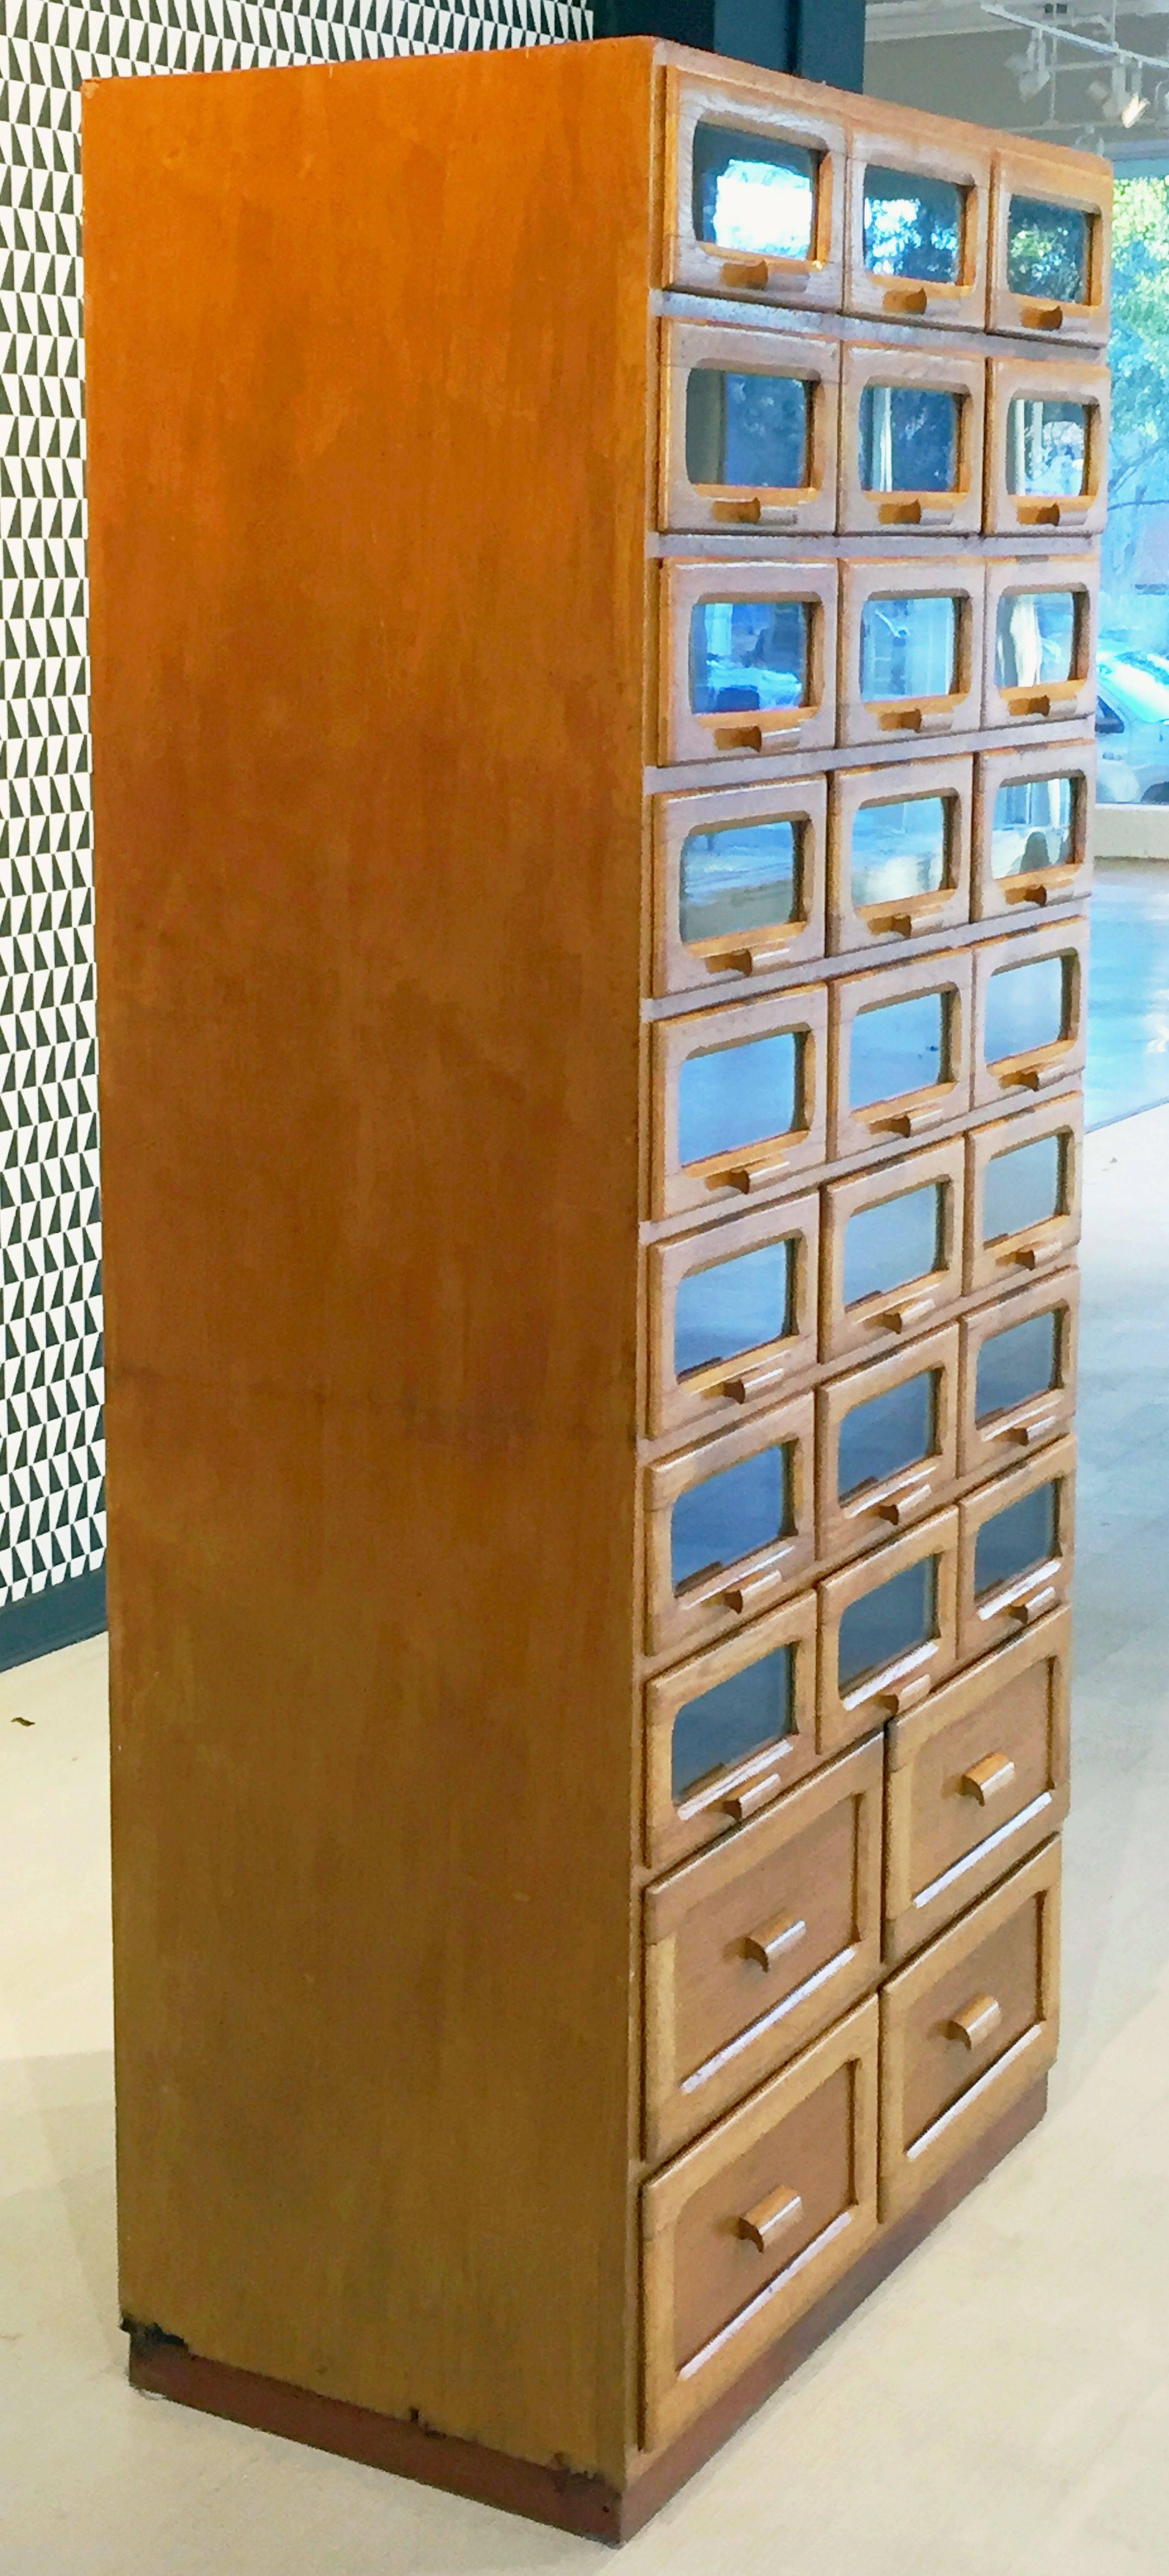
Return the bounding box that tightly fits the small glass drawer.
[817,1507,960,1757]
[986,356,1109,538]
[660,558,838,765]
[663,66,846,312]
[651,986,829,1221]
[957,1438,1075,1665]
[983,556,1098,733]
[652,777,827,997]
[838,341,985,537]
[965,1093,1083,1296]
[643,1392,816,1662]
[647,1190,819,1444]
[838,555,984,750]
[973,739,1095,923]
[643,1592,820,1874]
[844,113,990,330]
[971,917,1088,1111]
[828,755,972,958]
[989,144,1111,347]
[816,1323,960,1565]
[959,1267,1079,1480]
[660,323,840,538]
[821,1137,965,1367]
[829,950,973,1161]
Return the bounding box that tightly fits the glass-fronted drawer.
[973,739,1095,922]
[643,1592,820,1874]
[844,113,990,330]
[817,1507,959,1757]
[989,144,1111,347]
[965,1093,1082,1295]
[652,776,827,997]
[838,555,983,749]
[957,1437,1075,1664]
[959,1267,1079,1479]
[663,66,846,311]
[971,917,1088,1109]
[647,1190,819,1443]
[838,341,985,536]
[660,322,840,537]
[829,950,973,1160]
[644,1391,816,1661]
[651,986,829,1220]
[986,356,1109,538]
[983,556,1098,733]
[828,755,972,957]
[821,1137,965,1366]
[660,558,838,764]
[816,1323,960,1565]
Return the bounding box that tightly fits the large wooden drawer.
[642,1997,879,2450]
[643,1735,883,2163]
[884,1608,1070,1963]
[879,1837,1060,2221]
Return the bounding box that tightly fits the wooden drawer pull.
[877,500,955,530]
[879,1669,933,1717]
[713,719,804,753]
[1021,299,1064,331]
[946,1992,1002,2052]
[873,1479,933,1527]
[873,1105,944,1138]
[711,495,763,524]
[706,934,800,978]
[721,1771,782,1825]
[883,284,928,316]
[1004,864,1076,911]
[999,1062,1064,1094]
[720,257,770,291]
[722,1547,794,1615]
[737,2182,803,2252]
[871,897,949,939]
[1001,1239,1060,1273]
[877,707,952,735]
[743,1911,807,1972]
[870,1292,936,1335]
[706,1152,790,1197]
[1012,690,1052,719]
[716,1356,788,1407]
[960,1751,1017,1806]
[1008,1584,1059,1627]
[997,1411,1060,1450]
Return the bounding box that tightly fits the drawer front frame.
[816,1322,961,1565]
[837,553,985,752]
[985,354,1109,539]
[828,753,973,958]
[660,321,841,538]
[651,985,830,1222]
[660,557,838,766]
[817,1504,960,1757]
[662,66,847,312]
[964,1090,1083,1296]
[643,1591,821,1874]
[838,339,986,538]
[957,1434,1075,1664]
[972,736,1096,923]
[970,914,1089,1112]
[844,115,991,332]
[829,948,974,1163]
[982,554,1099,734]
[644,1390,817,1662]
[959,1265,1079,1478]
[647,1191,820,1444]
[988,145,1111,348]
[821,1135,966,1367]
[652,775,828,999]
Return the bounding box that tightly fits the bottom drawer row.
[641,1835,1061,2453]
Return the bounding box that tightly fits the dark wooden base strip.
[128,2075,1047,2549]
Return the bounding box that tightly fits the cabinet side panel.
[84,43,653,2480]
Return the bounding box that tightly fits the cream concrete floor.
[4,1108,1169,2575]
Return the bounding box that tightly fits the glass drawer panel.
[983,955,1067,1064]
[671,1444,793,1590]
[974,1479,1057,1597]
[686,368,810,491]
[690,598,810,717]
[991,776,1074,878]
[995,592,1076,691]
[849,991,946,1109]
[976,1309,1059,1422]
[858,383,958,494]
[1005,398,1088,498]
[671,1644,795,1801]
[862,167,963,282]
[674,1236,796,1378]
[844,1182,944,1307]
[1007,196,1089,304]
[851,796,948,910]
[678,1029,801,1166]
[680,816,800,945]
[859,594,956,702]
[838,1555,936,1690]
[983,1133,1063,1241]
[693,123,819,261]
[838,1368,938,1500]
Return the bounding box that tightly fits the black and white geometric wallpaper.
[0,0,589,1612]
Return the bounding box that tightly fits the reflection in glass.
[671,1645,795,1802]
[851,796,948,911]
[858,384,959,494]
[680,818,800,945]
[995,591,1076,691]
[974,1480,1058,1597]
[983,1133,1064,1241]
[674,1237,796,1378]
[671,1443,793,1590]
[849,992,947,1109]
[976,1309,1059,1423]
[983,955,1068,1065]
[686,369,810,492]
[690,599,810,716]
[862,167,964,282]
[693,123,819,260]
[678,1030,801,1166]
[1006,398,1088,498]
[991,776,1074,878]
[844,1182,945,1308]
[838,1369,937,1500]
[838,1556,937,1691]
[1007,196,1089,304]
[859,594,957,702]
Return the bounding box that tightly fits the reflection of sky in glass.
[974,1482,1057,1598]
[674,1238,795,1377]
[678,1030,800,1165]
[859,595,956,701]
[680,819,800,945]
[693,126,818,259]
[983,956,1067,1064]
[838,1557,936,1691]
[671,1445,792,1590]
[975,1310,1059,1422]
[1007,197,1088,303]
[671,1645,795,1802]
[1006,399,1088,498]
[996,592,1076,689]
[991,777,1074,877]
[862,168,962,282]
[686,369,809,492]
[983,1135,1063,1241]
[843,1183,944,1307]
[859,384,958,493]
[851,796,948,908]
[849,992,947,1109]
[837,1369,936,1499]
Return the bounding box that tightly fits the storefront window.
[1100,170,1169,806]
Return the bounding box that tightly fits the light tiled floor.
[3,1106,1169,2573]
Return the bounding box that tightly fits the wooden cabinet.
[660,323,840,537]
[816,1323,960,1562]
[973,737,1096,921]
[988,142,1111,346]
[647,1189,820,1442]
[970,915,1089,1108]
[827,755,973,958]
[985,353,1109,537]
[651,985,829,1217]
[662,63,847,310]
[652,776,827,995]
[838,342,985,537]
[821,1137,966,1365]
[982,556,1099,733]
[659,556,838,762]
[829,949,974,1160]
[965,1090,1084,1293]
[959,1267,1079,1476]
[844,108,990,332]
[838,554,985,748]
